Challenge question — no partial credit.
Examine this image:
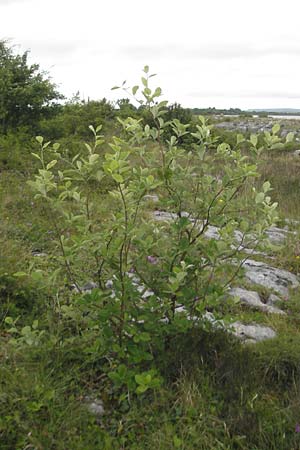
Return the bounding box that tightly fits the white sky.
[2,0,300,109]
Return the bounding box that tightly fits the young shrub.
[27,67,280,398]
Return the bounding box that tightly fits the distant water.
[221,114,300,120]
[268,115,300,120]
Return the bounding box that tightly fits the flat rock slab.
[228,287,286,315]
[152,211,295,249]
[231,321,277,344]
[242,259,299,298]
[265,226,296,245]
[144,194,159,202]
[84,397,105,416]
[203,312,277,343]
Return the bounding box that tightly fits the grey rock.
[144,194,159,202]
[202,312,277,343]
[105,279,114,289]
[203,225,220,240]
[81,281,98,292]
[127,272,155,299]
[229,287,261,306]
[293,149,300,156]
[135,283,154,299]
[231,321,276,343]
[242,259,299,298]
[265,226,296,245]
[202,311,225,329]
[152,210,180,222]
[238,246,270,258]
[153,210,191,221]
[267,293,282,306]
[285,218,300,226]
[152,210,292,249]
[71,281,98,293]
[228,287,285,315]
[84,397,105,416]
[32,251,48,257]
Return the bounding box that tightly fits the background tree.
[39,97,115,140]
[0,40,63,133]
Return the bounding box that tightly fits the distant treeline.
[190,107,248,116]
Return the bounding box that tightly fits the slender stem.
[44,206,81,293]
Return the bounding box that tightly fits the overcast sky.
[2,0,300,109]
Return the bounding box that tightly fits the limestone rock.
[267,293,282,306]
[71,281,98,293]
[144,194,159,202]
[265,226,296,245]
[202,312,277,343]
[228,287,285,315]
[84,397,105,416]
[32,250,47,257]
[152,210,294,249]
[242,259,299,298]
[231,321,277,343]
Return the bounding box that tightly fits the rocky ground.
[152,210,300,344]
[70,209,300,350]
[214,116,300,140]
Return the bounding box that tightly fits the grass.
[1,124,300,449]
[2,328,300,449]
[258,150,300,219]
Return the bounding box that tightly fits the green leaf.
[263,181,271,193]
[88,125,96,135]
[173,435,183,448]
[73,191,81,201]
[153,87,162,97]
[250,134,258,147]
[132,85,139,95]
[36,136,43,144]
[112,173,123,183]
[271,142,284,150]
[85,143,93,153]
[53,142,60,151]
[46,160,57,170]
[139,332,151,342]
[4,316,14,325]
[136,385,148,394]
[143,65,149,74]
[255,192,265,204]
[89,154,99,164]
[158,100,168,108]
[286,132,294,143]
[272,123,280,134]
[158,117,164,128]
[141,77,147,87]
[111,86,120,90]
[31,271,44,281]
[32,320,39,330]
[236,134,245,145]
[31,152,42,161]
[135,373,150,385]
[21,326,31,335]
[96,170,103,181]
[13,271,27,277]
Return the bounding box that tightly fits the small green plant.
[4,316,45,347]
[27,67,283,399]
